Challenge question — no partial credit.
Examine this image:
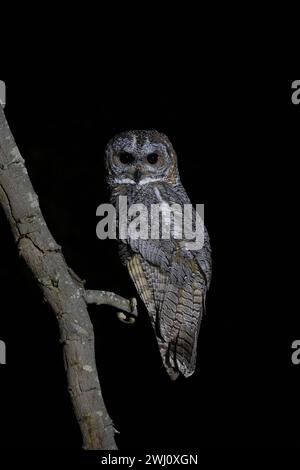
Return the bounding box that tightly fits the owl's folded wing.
[125,239,208,379]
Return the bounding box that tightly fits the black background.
[0,71,298,452]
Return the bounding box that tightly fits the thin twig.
[85,290,138,318]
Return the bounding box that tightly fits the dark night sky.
[0,72,298,453]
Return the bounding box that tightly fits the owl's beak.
[133,168,142,183]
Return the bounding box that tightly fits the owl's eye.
[147,153,159,164]
[119,152,134,164]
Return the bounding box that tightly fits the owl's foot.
[117,297,138,324]
[85,290,138,324]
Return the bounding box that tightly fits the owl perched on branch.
[105,130,212,380]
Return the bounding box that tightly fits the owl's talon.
[129,297,138,317]
[117,311,136,324]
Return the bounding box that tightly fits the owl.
[105,130,212,380]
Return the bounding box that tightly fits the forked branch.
[0,105,137,449]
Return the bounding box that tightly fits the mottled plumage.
[105,130,212,379]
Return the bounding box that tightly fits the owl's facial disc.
[105,130,178,185]
[115,148,167,183]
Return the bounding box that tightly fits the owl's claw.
[85,290,138,324]
[117,311,136,324]
[117,297,138,324]
[130,297,138,317]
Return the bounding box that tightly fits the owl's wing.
[157,254,207,377]
[118,183,212,379]
[125,250,180,380]
[164,217,211,377]
[119,241,168,320]
[121,230,211,379]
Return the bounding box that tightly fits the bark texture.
[0,105,136,449]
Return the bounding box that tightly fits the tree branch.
[0,105,135,449]
[85,290,138,323]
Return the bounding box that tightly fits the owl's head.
[105,130,179,186]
